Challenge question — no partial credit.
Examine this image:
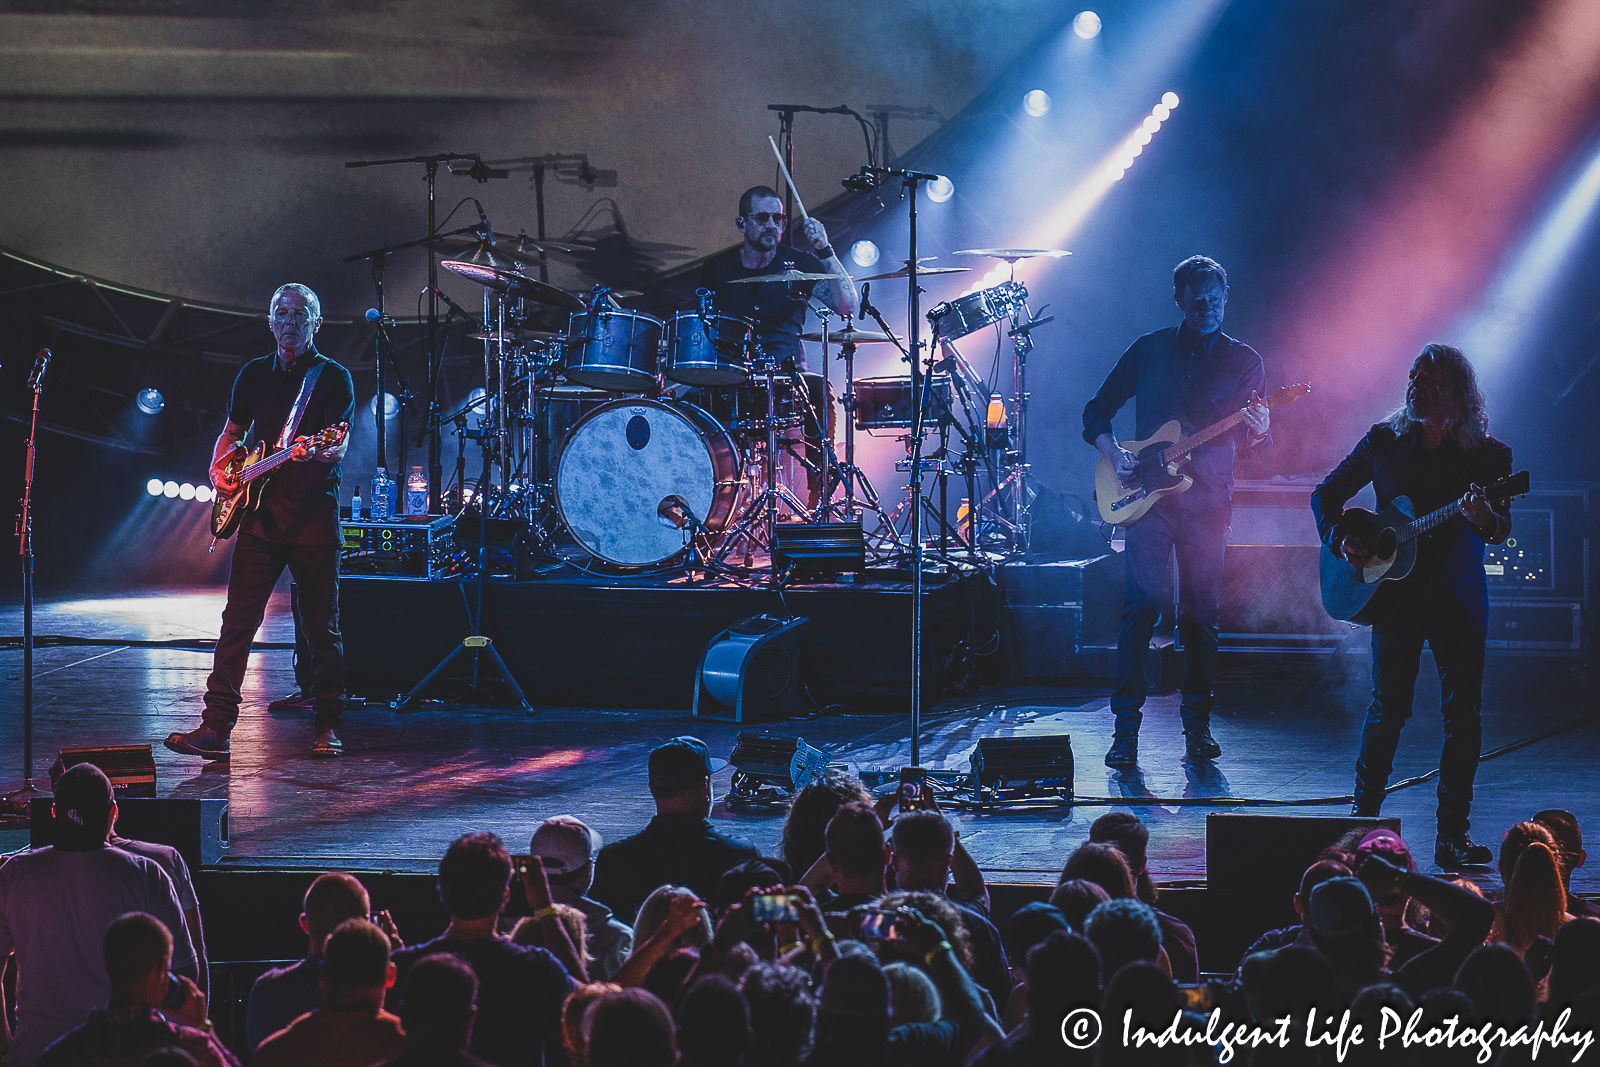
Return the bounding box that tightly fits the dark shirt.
[819,890,880,914]
[1082,324,1269,512]
[950,900,1014,1014]
[387,937,574,1067]
[807,1018,969,1067]
[245,956,321,1050]
[227,350,355,545]
[378,1048,499,1067]
[37,1004,238,1067]
[1311,423,1513,623]
[972,1027,1096,1067]
[698,246,828,371]
[588,813,760,926]
[1153,907,1199,984]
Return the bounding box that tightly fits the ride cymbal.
[952,248,1072,261]
[798,326,899,344]
[857,265,970,281]
[439,261,586,311]
[719,269,847,284]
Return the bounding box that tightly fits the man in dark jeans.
[1311,343,1511,868]
[165,283,354,760]
[1082,256,1272,767]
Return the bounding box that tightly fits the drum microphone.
[859,282,874,317]
[364,308,397,326]
[431,287,480,325]
[27,348,51,389]
[473,200,496,246]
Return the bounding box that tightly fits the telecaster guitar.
[1093,382,1311,527]
[1318,470,1529,625]
[209,422,349,541]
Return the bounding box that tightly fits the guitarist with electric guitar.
[1310,343,1514,869]
[165,283,356,763]
[1082,256,1275,769]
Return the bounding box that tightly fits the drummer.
[698,186,859,505]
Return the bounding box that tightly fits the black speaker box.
[1207,813,1399,893]
[32,797,230,869]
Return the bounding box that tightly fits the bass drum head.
[555,399,738,567]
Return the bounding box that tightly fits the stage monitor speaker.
[970,735,1074,796]
[31,797,230,869]
[48,745,157,799]
[694,615,811,722]
[1207,813,1399,894]
[727,732,831,793]
[774,521,866,576]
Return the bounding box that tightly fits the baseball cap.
[53,763,114,846]
[1309,876,1378,939]
[529,815,603,875]
[1356,828,1415,872]
[648,736,728,791]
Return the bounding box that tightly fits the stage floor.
[2,584,1595,897]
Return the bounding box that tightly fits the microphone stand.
[4,353,49,815]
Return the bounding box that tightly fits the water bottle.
[351,485,363,521]
[404,465,428,516]
[371,468,392,520]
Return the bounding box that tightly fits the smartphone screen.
[752,892,799,924]
[898,767,928,811]
[857,911,906,942]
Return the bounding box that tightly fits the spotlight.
[1142,117,1161,134]
[466,387,488,410]
[849,240,881,267]
[926,175,955,203]
[1023,89,1052,117]
[1162,91,1180,109]
[146,478,164,497]
[195,485,215,503]
[1072,10,1102,38]
[178,483,196,501]
[135,388,165,416]
[162,481,180,499]
[1153,104,1171,121]
[1135,128,1152,146]
[368,392,399,419]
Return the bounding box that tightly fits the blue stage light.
[1073,11,1102,39]
[368,392,399,419]
[135,388,165,416]
[926,175,956,203]
[850,240,881,267]
[146,478,164,497]
[1023,89,1052,117]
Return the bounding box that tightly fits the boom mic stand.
[4,350,51,817]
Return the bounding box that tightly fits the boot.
[1105,710,1141,768]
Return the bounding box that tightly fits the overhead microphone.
[859,282,874,317]
[431,287,479,324]
[473,199,496,246]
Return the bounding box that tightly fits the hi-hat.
[798,326,899,344]
[440,261,585,311]
[953,248,1072,261]
[858,265,970,281]
[720,270,847,284]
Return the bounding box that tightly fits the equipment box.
[341,514,458,580]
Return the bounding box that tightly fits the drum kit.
[430,243,1063,576]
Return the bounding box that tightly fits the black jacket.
[588,814,760,926]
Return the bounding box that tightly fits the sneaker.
[311,727,344,758]
[164,725,230,760]
[268,691,315,712]
[1435,833,1492,869]
[1104,735,1139,768]
[1183,728,1222,762]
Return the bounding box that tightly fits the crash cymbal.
[439,261,586,312]
[798,326,899,344]
[858,265,971,281]
[430,238,526,271]
[466,327,563,342]
[570,288,645,300]
[952,248,1072,261]
[719,270,847,284]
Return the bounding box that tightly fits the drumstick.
[768,136,809,221]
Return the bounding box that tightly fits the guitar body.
[1318,497,1418,625]
[1094,420,1193,526]
[210,443,269,539]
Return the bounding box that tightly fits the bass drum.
[555,399,741,567]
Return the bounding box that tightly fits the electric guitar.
[1318,469,1530,625]
[209,422,349,540]
[1093,382,1311,526]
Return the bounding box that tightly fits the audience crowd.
[4,742,1599,1067]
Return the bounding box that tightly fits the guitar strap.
[275,358,325,452]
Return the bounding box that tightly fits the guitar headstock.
[1484,470,1531,501]
[309,422,350,450]
[1265,382,1311,406]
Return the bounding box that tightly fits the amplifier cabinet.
[1486,600,1584,653]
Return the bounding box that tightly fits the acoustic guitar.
[209,422,349,540]
[1318,469,1530,625]
[1093,382,1311,526]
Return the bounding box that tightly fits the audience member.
[247,871,373,1049]
[1087,813,1199,982]
[108,827,208,998]
[1048,880,1111,932]
[1425,875,1484,940]
[388,832,575,1067]
[1453,943,1536,1033]
[0,765,197,1067]
[253,919,405,1067]
[1492,822,1571,954]
[1342,983,1414,1067]
[511,905,590,975]
[740,962,817,1067]
[1255,945,1337,1025]
[1532,810,1599,919]
[590,736,760,924]
[1098,961,1183,1067]
[583,988,678,1067]
[1542,917,1600,1018]
[1235,860,1352,971]
[817,801,890,913]
[1003,902,1069,989]
[378,954,489,1067]
[716,857,793,918]
[36,913,230,1067]
[1059,841,1137,900]
[529,816,634,980]
[972,930,1101,1067]
[678,974,751,1067]
[876,890,978,981]
[884,962,941,1025]
[1412,989,1476,1067]
[1349,830,1439,967]
[559,983,620,1067]
[634,884,715,950]
[1082,899,1164,985]
[783,769,873,888]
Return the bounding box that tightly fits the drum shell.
[854,375,952,430]
[664,313,753,386]
[928,281,1027,342]
[565,309,663,391]
[554,399,741,567]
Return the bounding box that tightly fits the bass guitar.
[209,422,349,540]
[1093,382,1311,526]
[1318,469,1529,625]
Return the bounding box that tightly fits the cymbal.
[430,238,526,271]
[466,327,563,342]
[952,248,1072,261]
[719,270,846,284]
[858,265,971,281]
[439,261,586,312]
[798,326,899,344]
[569,288,645,300]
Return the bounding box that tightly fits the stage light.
[135,388,165,416]
[195,485,214,503]
[146,478,164,497]
[926,175,955,203]
[1153,104,1172,121]
[849,239,881,267]
[1023,89,1052,117]
[724,732,832,802]
[1142,116,1162,134]
[368,392,399,419]
[177,483,195,500]
[1135,128,1153,146]
[1162,91,1180,109]
[162,481,180,499]
[1073,10,1102,39]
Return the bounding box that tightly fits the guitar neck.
[240,446,295,484]
[1161,410,1246,464]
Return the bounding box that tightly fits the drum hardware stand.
[3,350,50,817]
[815,324,901,546]
[714,353,817,579]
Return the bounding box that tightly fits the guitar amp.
[341,514,458,580]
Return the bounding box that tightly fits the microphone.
[431,287,480,325]
[859,282,874,318]
[365,308,396,326]
[473,200,496,246]
[27,348,51,389]
[841,167,879,192]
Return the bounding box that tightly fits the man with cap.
[589,736,760,926]
[0,764,197,1067]
[528,816,633,980]
[1353,829,1437,968]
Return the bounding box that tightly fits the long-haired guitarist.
[165,283,355,761]
[1082,255,1272,768]
[1310,343,1511,869]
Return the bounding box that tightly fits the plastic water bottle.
[351,485,363,521]
[371,468,392,520]
[404,465,428,516]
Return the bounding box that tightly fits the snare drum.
[663,312,753,387]
[853,375,953,431]
[927,281,1027,342]
[564,308,663,392]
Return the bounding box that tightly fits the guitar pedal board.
[341,514,459,580]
